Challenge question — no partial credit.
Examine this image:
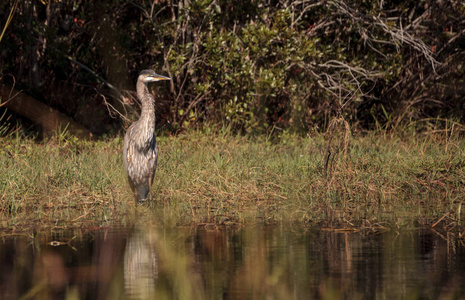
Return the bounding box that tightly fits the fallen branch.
[0,85,92,139]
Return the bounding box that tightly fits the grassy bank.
[1,127,464,232]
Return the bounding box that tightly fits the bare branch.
[328,0,441,72]
[290,1,326,27]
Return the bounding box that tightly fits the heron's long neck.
[135,80,156,147]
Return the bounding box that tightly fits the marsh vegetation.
[1,0,465,233]
[1,124,464,232]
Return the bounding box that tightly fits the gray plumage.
[123,70,170,203]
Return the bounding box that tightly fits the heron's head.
[139,69,171,83]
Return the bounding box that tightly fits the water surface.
[0,226,464,299]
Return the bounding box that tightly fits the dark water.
[0,226,464,299]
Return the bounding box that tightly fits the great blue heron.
[123,69,170,204]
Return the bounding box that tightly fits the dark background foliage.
[1,0,464,136]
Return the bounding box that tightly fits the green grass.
[1,127,464,232]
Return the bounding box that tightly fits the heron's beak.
[149,74,171,81]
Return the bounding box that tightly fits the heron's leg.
[136,184,150,204]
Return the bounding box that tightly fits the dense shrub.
[0,0,464,135]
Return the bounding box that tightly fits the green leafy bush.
[1,0,464,135]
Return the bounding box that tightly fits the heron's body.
[123,70,170,203]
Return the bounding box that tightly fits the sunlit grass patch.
[1,127,464,232]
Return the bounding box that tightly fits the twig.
[0,0,19,44]
[432,212,450,228]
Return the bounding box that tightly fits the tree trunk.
[0,85,92,139]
